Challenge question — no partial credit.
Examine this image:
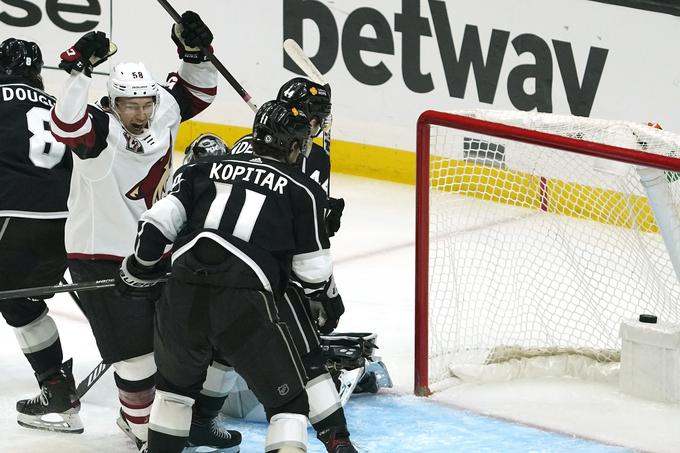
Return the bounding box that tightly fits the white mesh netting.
[422,110,680,388]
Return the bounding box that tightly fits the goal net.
[415,110,680,395]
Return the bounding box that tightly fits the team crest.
[123,131,144,153]
[277,384,290,396]
[126,141,172,208]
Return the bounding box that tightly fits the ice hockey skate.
[116,409,148,452]
[187,415,241,452]
[317,426,359,453]
[16,358,83,434]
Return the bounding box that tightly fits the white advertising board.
[2,0,679,153]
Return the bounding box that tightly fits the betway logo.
[0,0,101,32]
[284,0,608,116]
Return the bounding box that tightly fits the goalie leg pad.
[306,373,342,425]
[265,413,308,453]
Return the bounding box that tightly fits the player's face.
[309,113,332,138]
[115,97,155,135]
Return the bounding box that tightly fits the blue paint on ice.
[215,394,632,453]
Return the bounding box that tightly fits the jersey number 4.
[27,107,67,169]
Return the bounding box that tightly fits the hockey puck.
[639,314,657,324]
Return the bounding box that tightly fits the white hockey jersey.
[50,62,217,260]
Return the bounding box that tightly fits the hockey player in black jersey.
[227,78,355,452]
[116,100,344,453]
[49,12,238,452]
[0,38,82,433]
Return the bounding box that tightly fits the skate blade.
[184,446,240,453]
[17,411,84,434]
[117,415,141,443]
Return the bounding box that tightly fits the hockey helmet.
[277,77,331,137]
[107,62,160,109]
[252,100,312,159]
[0,38,43,88]
[183,133,229,165]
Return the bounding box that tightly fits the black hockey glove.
[310,277,345,334]
[171,11,213,63]
[115,255,169,301]
[325,197,345,237]
[59,31,116,76]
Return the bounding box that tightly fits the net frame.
[414,110,680,396]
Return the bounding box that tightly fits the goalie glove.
[325,197,345,237]
[309,276,345,335]
[58,31,117,76]
[115,255,169,301]
[171,11,214,63]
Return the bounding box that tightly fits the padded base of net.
[432,347,620,387]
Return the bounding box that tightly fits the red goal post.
[415,110,680,396]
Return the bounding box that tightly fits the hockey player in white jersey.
[49,12,238,452]
[0,38,82,434]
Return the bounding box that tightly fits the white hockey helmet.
[107,62,160,107]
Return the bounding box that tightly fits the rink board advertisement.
[2,0,680,182]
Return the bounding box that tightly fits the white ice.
[1,174,679,452]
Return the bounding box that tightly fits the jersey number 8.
[27,107,67,169]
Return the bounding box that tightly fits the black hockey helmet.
[183,133,229,165]
[252,100,312,161]
[0,38,43,89]
[276,77,331,137]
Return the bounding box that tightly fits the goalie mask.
[252,100,312,161]
[107,62,160,135]
[277,77,332,138]
[183,133,229,165]
[0,38,43,89]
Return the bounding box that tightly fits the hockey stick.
[60,277,84,311]
[283,39,327,85]
[156,0,257,113]
[76,361,111,399]
[283,39,333,194]
[0,274,171,301]
[56,277,112,399]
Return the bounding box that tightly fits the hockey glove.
[115,255,169,301]
[171,11,213,63]
[325,197,345,237]
[59,31,117,76]
[310,277,345,334]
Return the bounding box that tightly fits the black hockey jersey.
[0,81,71,218]
[230,134,330,196]
[134,153,332,298]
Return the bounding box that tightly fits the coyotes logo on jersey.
[126,143,172,209]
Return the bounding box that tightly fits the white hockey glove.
[171,11,213,63]
[59,31,117,76]
[309,276,345,335]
